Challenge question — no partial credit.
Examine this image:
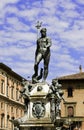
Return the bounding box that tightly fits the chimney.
[79,65,82,73]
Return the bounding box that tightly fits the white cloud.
[0,30,36,44]
[61,29,84,40]
[59,29,84,51]
[0,0,18,9]
[5,6,18,15]
[12,31,36,41]
[75,0,84,4]
[57,0,76,9]
[19,7,41,21]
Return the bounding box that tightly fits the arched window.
[67,106,74,117]
[11,117,15,130]
[7,115,10,128]
[1,113,4,128]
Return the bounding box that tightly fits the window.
[6,77,9,97]
[68,87,73,97]
[11,107,14,113]
[6,85,9,97]
[1,80,5,94]
[16,108,18,116]
[11,87,14,99]
[64,102,76,117]
[1,113,4,128]
[11,117,15,130]
[7,115,9,128]
[11,116,15,120]
[7,104,9,113]
[67,106,74,117]
[16,89,19,100]
[1,102,4,109]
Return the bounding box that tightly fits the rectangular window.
[1,80,5,94]
[16,89,19,100]
[68,87,73,97]
[1,102,4,109]
[16,108,19,117]
[11,107,13,113]
[6,77,9,97]
[11,87,14,99]
[6,85,9,97]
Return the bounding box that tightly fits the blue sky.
[0,0,84,83]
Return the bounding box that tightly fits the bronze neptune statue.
[32,28,52,83]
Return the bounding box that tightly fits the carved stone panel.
[32,101,45,119]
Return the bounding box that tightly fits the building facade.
[0,63,24,130]
[1,62,84,130]
[54,69,84,130]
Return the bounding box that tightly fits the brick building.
[54,67,84,130]
[0,63,24,130]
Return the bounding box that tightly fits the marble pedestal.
[14,82,55,130]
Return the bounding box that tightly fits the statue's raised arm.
[32,28,52,83]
